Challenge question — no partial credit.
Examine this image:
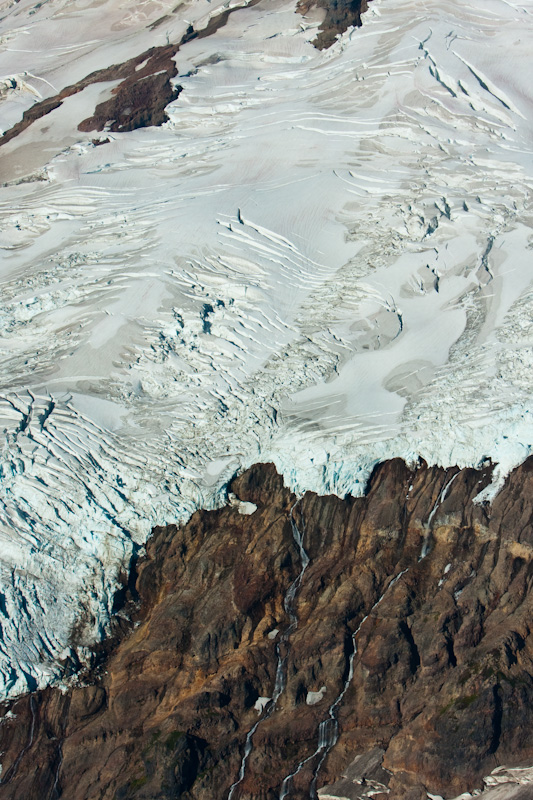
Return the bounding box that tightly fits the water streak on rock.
[228,500,310,800]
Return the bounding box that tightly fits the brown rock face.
[1,0,369,148]
[0,43,181,147]
[1,458,533,800]
[298,0,370,50]
[0,0,263,147]
[77,46,182,134]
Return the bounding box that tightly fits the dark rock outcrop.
[0,43,182,146]
[0,0,262,146]
[1,0,368,148]
[298,0,370,50]
[1,458,533,799]
[77,46,182,134]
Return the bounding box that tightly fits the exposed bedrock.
[0,0,369,146]
[0,0,264,145]
[2,458,533,799]
[0,43,182,146]
[298,0,370,50]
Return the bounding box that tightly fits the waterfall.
[228,500,310,799]
[420,471,459,560]
[279,569,408,798]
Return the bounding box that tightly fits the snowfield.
[0,0,533,697]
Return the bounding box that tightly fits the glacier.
[0,0,533,697]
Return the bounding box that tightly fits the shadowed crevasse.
[1,458,533,799]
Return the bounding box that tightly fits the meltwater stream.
[279,569,409,799]
[0,696,36,787]
[419,471,460,561]
[227,501,310,800]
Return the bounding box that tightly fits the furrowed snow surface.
[0,0,533,697]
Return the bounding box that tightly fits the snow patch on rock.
[228,493,257,515]
[306,686,327,706]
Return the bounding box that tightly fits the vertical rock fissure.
[227,500,310,800]
[0,695,36,786]
[420,471,460,560]
[48,740,63,800]
[489,683,503,755]
[48,696,70,800]
[399,620,421,674]
[279,568,409,799]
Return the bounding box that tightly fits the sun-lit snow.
[425,763,533,799]
[0,0,533,697]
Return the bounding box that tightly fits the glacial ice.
[425,763,533,800]
[0,0,533,696]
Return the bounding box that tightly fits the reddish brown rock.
[0,0,264,146]
[298,0,371,50]
[1,459,533,799]
[1,0,369,148]
[77,46,182,133]
[0,43,181,147]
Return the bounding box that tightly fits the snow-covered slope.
[0,0,532,697]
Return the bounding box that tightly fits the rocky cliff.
[1,458,533,800]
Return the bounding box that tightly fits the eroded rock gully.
[2,458,533,800]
